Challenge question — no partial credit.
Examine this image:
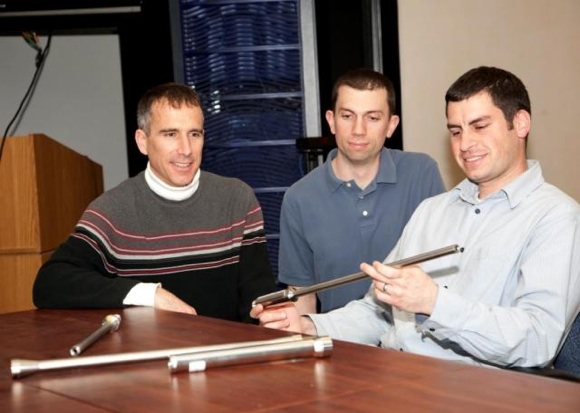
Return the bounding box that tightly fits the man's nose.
[352,117,366,135]
[177,135,193,155]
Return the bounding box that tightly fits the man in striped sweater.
[33,83,276,323]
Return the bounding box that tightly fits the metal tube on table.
[252,244,463,308]
[168,336,333,373]
[70,314,122,356]
[11,335,304,379]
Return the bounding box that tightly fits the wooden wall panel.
[0,134,103,313]
[0,251,52,313]
[0,134,103,253]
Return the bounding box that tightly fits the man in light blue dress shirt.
[252,67,580,368]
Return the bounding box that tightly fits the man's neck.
[331,153,380,190]
[144,163,200,201]
[476,159,528,199]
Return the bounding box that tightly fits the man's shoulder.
[75,174,145,229]
[387,148,437,167]
[200,171,257,203]
[535,182,580,214]
[286,165,326,194]
[201,170,251,190]
[383,149,444,192]
[90,173,143,207]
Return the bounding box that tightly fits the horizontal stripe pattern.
[74,204,267,277]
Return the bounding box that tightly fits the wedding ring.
[382,283,388,294]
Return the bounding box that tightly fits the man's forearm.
[301,316,318,336]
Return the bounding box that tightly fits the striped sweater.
[33,171,276,323]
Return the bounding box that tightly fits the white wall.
[0,35,128,190]
[398,0,580,201]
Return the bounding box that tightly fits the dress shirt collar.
[452,160,544,208]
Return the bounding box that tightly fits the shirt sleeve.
[33,235,139,308]
[420,210,580,367]
[277,189,315,286]
[310,291,392,346]
[123,283,161,306]
[236,189,277,323]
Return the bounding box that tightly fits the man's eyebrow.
[159,128,178,133]
[468,115,491,126]
[447,115,492,129]
[337,107,384,116]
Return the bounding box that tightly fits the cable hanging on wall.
[0,31,53,165]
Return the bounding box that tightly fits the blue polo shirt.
[278,147,445,312]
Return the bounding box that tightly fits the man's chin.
[169,173,196,187]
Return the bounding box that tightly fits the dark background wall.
[0,0,402,175]
[314,0,402,149]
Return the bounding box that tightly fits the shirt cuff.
[308,314,327,336]
[123,283,161,307]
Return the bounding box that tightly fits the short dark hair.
[137,83,202,133]
[331,68,397,115]
[445,67,531,127]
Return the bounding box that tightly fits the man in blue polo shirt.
[278,68,445,313]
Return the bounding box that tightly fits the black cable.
[0,32,53,165]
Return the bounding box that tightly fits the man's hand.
[250,302,315,334]
[154,287,197,315]
[361,262,439,315]
[293,291,317,315]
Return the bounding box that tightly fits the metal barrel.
[168,336,333,373]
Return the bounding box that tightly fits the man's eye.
[474,124,488,130]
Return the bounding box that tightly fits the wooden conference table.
[0,308,578,412]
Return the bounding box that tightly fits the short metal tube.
[70,314,122,356]
[168,336,333,373]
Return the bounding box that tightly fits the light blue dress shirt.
[311,161,580,367]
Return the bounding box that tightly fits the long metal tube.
[11,335,304,379]
[168,336,332,373]
[252,244,463,308]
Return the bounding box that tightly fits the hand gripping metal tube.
[252,244,463,308]
[168,336,333,373]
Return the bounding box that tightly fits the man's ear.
[514,110,531,139]
[385,115,400,139]
[135,129,148,155]
[325,110,336,135]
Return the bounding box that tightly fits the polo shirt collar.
[323,147,397,192]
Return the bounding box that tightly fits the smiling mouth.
[463,154,485,163]
[173,162,193,168]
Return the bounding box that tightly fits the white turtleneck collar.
[144,162,200,201]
